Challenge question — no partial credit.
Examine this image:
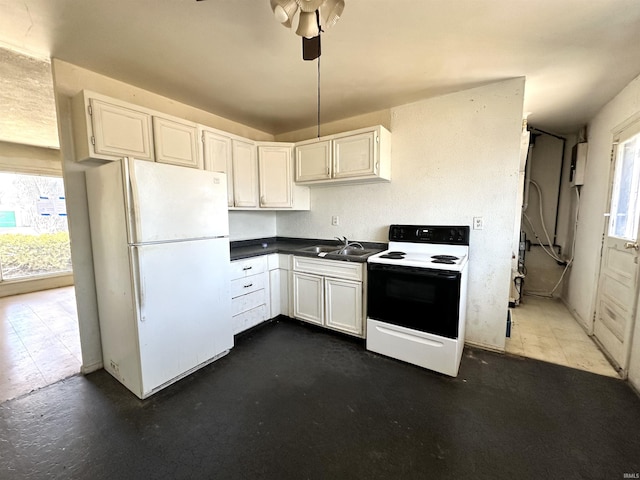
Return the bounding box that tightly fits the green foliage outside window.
[0,232,72,278]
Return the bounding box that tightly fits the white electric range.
[366,225,470,377]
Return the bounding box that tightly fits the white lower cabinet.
[230,256,270,335]
[324,277,362,336]
[292,256,365,337]
[268,254,290,318]
[292,272,324,325]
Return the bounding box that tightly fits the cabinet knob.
[243,266,253,271]
[244,283,253,288]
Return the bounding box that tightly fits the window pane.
[610,135,640,240]
[0,173,72,280]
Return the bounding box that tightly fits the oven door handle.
[368,263,460,280]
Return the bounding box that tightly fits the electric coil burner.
[366,225,470,377]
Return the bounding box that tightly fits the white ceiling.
[1,0,640,137]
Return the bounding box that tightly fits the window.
[609,131,640,241]
[0,172,72,281]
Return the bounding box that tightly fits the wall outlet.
[332,215,339,226]
[473,216,484,230]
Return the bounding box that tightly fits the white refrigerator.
[86,157,233,399]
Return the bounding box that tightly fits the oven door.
[367,262,461,338]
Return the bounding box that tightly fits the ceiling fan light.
[296,11,320,38]
[270,0,299,27]
[320,0,344,28]
[295,0,324,13]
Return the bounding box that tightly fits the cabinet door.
[333,131,377,179]
[89,98,154,161]
[258,145,292,208]
[203,130,234,207]
[292,272,324,325]
[269,269,282,317]
[325,278,363,336]
[295,141,332,182]
[232,139,258,208]
[153,116,201,169]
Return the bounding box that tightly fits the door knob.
[624,242,639,250]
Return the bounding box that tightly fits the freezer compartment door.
[125,158,229,243]
[133,237,233,395]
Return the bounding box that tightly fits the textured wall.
[0,48,58,148]
[563,72,640,391]
[229,211,276,241]
[276,78,526,350]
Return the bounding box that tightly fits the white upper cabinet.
[295,140,332,182]
[153,115,201,169]
[294,125,391,186]
[257,143,309,210]
[232,139,259,208]
[201,128,234,207]
[72,91,154,162]
[258,144,293,208]
[333,130,377,179]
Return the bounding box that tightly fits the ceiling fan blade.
[302,35,321,61]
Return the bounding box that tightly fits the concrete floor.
[1,319,639,479]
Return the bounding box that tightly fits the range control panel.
[388,225,470,245]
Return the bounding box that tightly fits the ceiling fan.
[269,0,344,60]
[196,0,345,61]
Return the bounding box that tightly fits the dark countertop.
[230,236,387,263]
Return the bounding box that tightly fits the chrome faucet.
[335,236,364,252]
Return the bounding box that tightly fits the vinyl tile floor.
[506,294,619,378]
[0,286,81,403]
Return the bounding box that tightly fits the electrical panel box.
[570,142,587,187]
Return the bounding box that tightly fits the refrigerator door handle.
[131,245,146,322]
[125,157,142,245]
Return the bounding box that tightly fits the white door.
[594,122,640,373]
[324,277,362,335]
[134,237,232,396]
[295,140,332,182]
[125,158,228,243]
[333,131,377,179]
[202,130,234,206]
[258,144,292,208]
[232,139,258,208]
[292,272,324,325]
[153,116,201,169]
[90,98,154,161]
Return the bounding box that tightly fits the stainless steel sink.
[331,248,375,257]
[298,245,338,254]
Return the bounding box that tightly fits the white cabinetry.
[230,256,270,335]
[294,125,391,186]
[268,254,290,318]
[324,277,363,334]
[333,130,379,180]
[232,139,259,208]
[258,143,310,210]
[292,272,324,325]
[72,91,154,162]
[292,256,364,337]
[201,128,234,206]
[295,140,331,182]
[153,115,201,169]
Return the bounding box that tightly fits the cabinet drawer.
[230,256,268,279]
[232,304,268,335]
[292,256,363,281]
[231,272,267,298]
[231,288,267,316]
